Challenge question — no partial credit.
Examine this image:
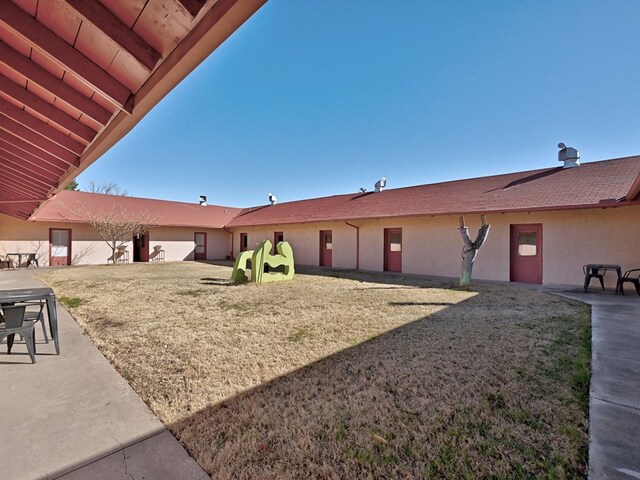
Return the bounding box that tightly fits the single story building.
[1,155,639,287]
[0,190,239,265]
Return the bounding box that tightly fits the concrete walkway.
[0,269,209,480]
[554,289,640,480]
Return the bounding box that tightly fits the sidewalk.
[553,289,640,480]
[0,269,209,480]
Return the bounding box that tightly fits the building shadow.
[167,288,583,477]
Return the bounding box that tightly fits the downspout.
[345,221,359,269]
[223,228,233,260]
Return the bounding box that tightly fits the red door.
[194,232,207,260]
[50,229,71,266]
[319,230,332,267]
[384,228,402,272]
[273,231,284,254]
[510,224,543,284]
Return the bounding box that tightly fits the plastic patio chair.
[0,305,36,363]
[617,269,640,296]
[583,265,606,292]
[22,300,49,344]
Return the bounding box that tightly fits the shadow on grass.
[389,301,456,306]
[199,277,236,287]
[168,290,589,479]
[294,265,472,291]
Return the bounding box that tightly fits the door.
[384,228,402,272]
[133,232,149,262]
[319,230,332,267]
[273,231,284,254]
[240,233,248,252]
[194,232,207,260]
[510,224,543,284]
[50,229,71,266]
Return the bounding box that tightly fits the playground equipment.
[231,240,295,284]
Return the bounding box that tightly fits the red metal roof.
[0,0,267,219]
[31,190,241,229]
[226,156,640,227]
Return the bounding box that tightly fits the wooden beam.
[0,155,60,186]
[0,98,85,155]
[0,141,66,176]
[0,131,74,171]
[0,150,60,184]
[0,171,51,195]
[177,0,208,18]
[0,73,97,142]
[64,0,161,71]
[0,115,80,166]
[0,41,113,126]
[0,205,35,220]
[0,154,60,184]
[0,180,47,199]
[0,0,133,109]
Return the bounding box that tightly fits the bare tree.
[85,181,128,196]
[457,214,490,286]
[62,201,159,264]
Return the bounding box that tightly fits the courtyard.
[37,262,590,479]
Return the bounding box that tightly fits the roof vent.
[199,195,207,206]
[374,176,387,192]
[558,143,580,168]
[268,192,278,205]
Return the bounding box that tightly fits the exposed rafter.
[0,141,67,176]
[0,74,98,142]
[0,0,133,110]
[0,41,113,126]
[0,98,85,155]
[64,0,161,71]
[0,130,75,171]
[0,115,80,166]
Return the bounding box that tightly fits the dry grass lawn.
[37,262,590,479]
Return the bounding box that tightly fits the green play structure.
[231,239,295,284]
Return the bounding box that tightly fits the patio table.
[0,287,60,354]
[5,253,39,269]
[583,263,622,293]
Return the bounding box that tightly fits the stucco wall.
[229,205,640,286]
[148,227,231,261]
[0,214,231,265]
[231,222,358,269]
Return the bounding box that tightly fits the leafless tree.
[457,214,490,286]
[85,181,128,196]
[62,201,159,264]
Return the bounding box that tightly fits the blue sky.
[77,1,640,207]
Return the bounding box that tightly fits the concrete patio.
[0,269,209,480]
[553,288,640,480]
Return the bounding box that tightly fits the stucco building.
[1,155,639,287]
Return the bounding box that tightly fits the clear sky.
[76,1,640,207]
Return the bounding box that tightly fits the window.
[324,232,332,250]
[389,232,402,252]
[51,230,69,257]
[517,232,537,256]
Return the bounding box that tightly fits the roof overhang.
[0,0,267,219]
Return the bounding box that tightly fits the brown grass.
[37,262,590,479]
